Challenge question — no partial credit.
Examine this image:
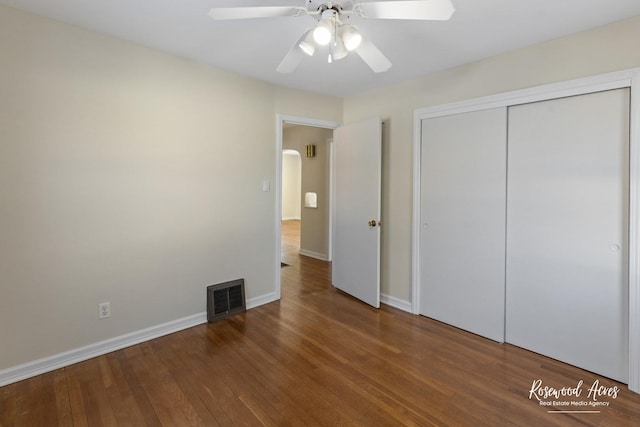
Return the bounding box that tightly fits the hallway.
[281,220,333,300]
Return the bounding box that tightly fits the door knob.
[368,220,380,227]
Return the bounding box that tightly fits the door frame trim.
[412,67,640,393]
[275,115,340,301]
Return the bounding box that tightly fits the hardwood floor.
[2,219,640,426]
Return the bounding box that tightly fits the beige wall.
[3,1,640,375]
[283,126,333,258]
[0,5,341,371]
[281,151,302,220]
[343,15,640,303]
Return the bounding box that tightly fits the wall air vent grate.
[207,279,246,323]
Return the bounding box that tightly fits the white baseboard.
[381,294,412,313]
[0,292,279,387]
[281,217,301,221]
[298,249,328,261]
[247,292,278,309]
[0,312,206,387]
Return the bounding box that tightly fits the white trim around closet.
[412,67,640,394]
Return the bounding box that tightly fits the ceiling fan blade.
[208,6,307,20]
[276,30,313,74]
[354,37,392,73]
[354,0,455,21]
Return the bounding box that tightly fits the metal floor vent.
[207,279,246,323]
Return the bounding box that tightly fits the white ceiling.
[2,0,640,97]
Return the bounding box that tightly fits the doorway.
[275,116,340,300]
[281,149,302,266]
[281,124,333,263]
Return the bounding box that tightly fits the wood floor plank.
[12,372,61,426]
[101,352,154,426]
[108,349,164,426]
[210,319,354,426]
[66,359,119,427]
[2,219,640,425]
[53,370,73,426]
[0,382,17,426]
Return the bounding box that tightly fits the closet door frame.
[412,67,640,394]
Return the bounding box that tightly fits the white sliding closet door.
[420,108,507,342]
[506,89,629,382]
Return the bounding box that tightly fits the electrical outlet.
[98,302,110,319]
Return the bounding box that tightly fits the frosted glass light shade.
[331,36,348,61]
[341,25,362,51]
[313,24,332,45]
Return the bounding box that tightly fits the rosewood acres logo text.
[529,379,620,413]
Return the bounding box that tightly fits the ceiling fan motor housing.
[308,1,354,13]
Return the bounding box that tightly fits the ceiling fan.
[208,0,455,73]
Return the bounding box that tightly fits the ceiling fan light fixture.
[313,20,333,45]
[341,25,362,51]
[313,9,337,46]
[211,0,457,74]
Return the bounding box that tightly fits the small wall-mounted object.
[304,192,318,208]
[207,279,246,323]
[306,144,316,158]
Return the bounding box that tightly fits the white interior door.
[420,108,507,342]
[506,89,629,382]
[332,117,382,307]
